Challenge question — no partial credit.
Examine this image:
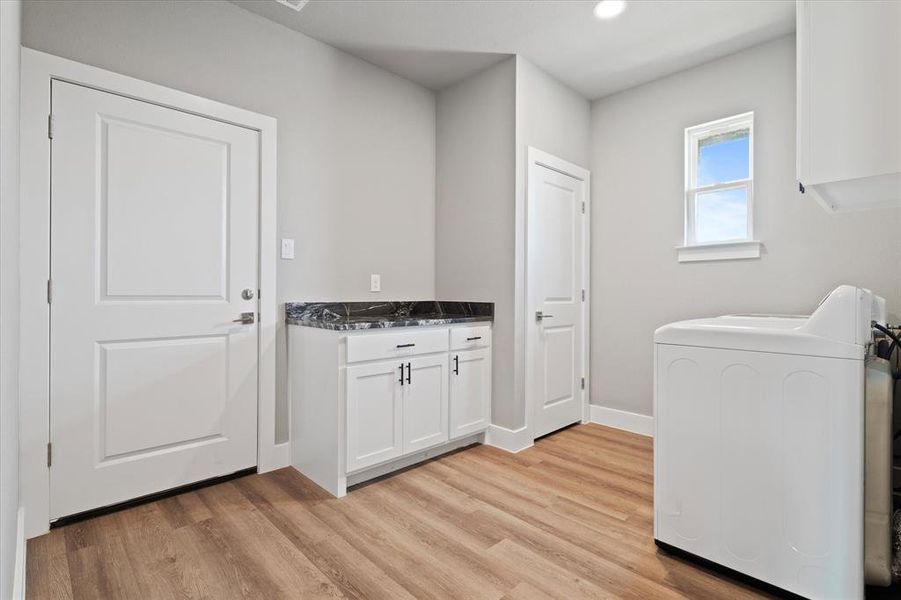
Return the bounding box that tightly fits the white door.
[346,360,404,472]
[449,348,491,439]
[49,81,260,519]
[403,355,449,453]
[527,151,588,439]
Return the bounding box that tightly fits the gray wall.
[435,56,590,431]
[514,57,591,428]
[23,0,438,441]
[0,1,21,595]
[435,58,516,428]
[589,35,901,417]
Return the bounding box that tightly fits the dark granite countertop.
[286,301,494,331]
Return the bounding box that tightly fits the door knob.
[536,310,554,322]
[241,288,255,300]
[233,312,255,324]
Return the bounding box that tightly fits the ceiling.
[232,0,795,98]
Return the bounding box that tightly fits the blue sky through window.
[695,187,748,242]
[697,130,749,186]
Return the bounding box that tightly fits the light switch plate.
[281,238,295,260]
[370,274,381,292]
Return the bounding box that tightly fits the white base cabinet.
[346,360,404,472]
[290,323,491,497]
[450,348,491,439]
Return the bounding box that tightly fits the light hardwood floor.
[27,424,774,599]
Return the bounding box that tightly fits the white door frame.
[524,147,591,442]
[19,49,285,538]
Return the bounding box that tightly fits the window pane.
[695,187,748,243]
[697,128,749,186]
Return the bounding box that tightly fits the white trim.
[524,147,591,443]
[676,239,763,263]
[12,507,26,600]
[19,49,283,538]
[589,405,654,438]
[485,424,534,453]
[684,111,755,248]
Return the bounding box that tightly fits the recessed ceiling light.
[593,0,627,20]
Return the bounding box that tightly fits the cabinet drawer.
[346,328,449,363]
[450,325,490,350]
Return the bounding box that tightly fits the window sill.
[676,240,763,263]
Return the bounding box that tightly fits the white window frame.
[678,111,762,262]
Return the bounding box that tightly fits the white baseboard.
[485,424,533,453]
[13,506,26,600]
[590,405,654,437]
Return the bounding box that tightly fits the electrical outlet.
[370,274,381,292]
[280,238,295,260]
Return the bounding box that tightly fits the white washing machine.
[653,285,887,600]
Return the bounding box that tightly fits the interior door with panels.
[528,161,586,439]
[49,80,260,519]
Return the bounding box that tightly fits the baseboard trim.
[485,424,533,453]
[13,506,26,600]
[590,405,654,437]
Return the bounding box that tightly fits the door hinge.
[47,443,52,468]
[48,114,54,139]
[581,377,585,390]
[581,201,585,214]
[47,279,53,304]
[581,289,585,302]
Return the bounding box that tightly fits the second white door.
[527,150,589,439]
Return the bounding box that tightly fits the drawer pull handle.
[466,336,482,341]
[398,363,405,386]
[396,343,416,348]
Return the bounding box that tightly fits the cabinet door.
[449,348,491,439]
[346,360,404,472]
[403,355,449,453]
[797,0,901,212]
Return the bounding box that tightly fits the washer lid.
[654,286,881,360]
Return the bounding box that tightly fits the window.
[679,112,760,262]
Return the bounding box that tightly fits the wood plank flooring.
[27,424,774,599]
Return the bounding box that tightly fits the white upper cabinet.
[796,0,901,212]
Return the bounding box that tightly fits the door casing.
[19,48,282,538]
[524,147,591,443]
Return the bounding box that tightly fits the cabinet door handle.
[406,362,411,384]
[396,343,416,348]
[466,336,482,341]
[453,355,459,375]
[399,363,405,386]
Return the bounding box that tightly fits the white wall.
[0,1,22,596]
[590,35,901,418]
[514,57,591,429]
[436,57,516,428]
[22,0,438,442]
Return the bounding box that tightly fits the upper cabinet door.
[797,0,901,212]
[346,360,404,472]
[403,355,449,453]
[449,348,491,440]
